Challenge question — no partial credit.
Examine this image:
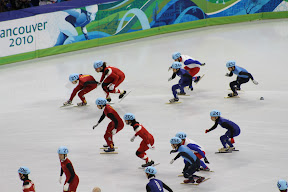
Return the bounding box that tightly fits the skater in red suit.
[58,146,79,192]
[63,73,98,106]
[93,97,124,152]
[18,167,36,192]
[123,113,155,167]
[93,60,127,103]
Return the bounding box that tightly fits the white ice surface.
[1,19,288,192]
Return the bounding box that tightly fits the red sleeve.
[69,84,83,101]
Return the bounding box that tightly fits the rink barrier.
[1,11,288,65]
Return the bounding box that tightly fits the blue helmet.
[175,132,187,140]
[123,113,135,121]
[277,180,288,190]
[95,97,107,105]
[170,137,182,144]
[18,166,30,174]
[145,166,157,175]
[210,110,221,117]
[69,73,79,82]
[171,62,182,69]
[226,60,236,68]
[172,52,181,60]
[94,60,104,69]
[58,146,69,154]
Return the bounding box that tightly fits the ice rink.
[1,18,288,192]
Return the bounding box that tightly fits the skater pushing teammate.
[123,113,155,167]
[18,167,36,192]
[168,62,193,103]
[63,73,98,106]
[205,110,241,153]
[175,132,210,171]
[93,97,124,152]
[93,60,127,103]
[170,52,205,86]
[145,166,173,192]
[277,179,288,192]
[58,146,79,192]
[170,137,204,184]
[225,60,258,97]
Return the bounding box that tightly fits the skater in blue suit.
[145,166,173,192]
[226,60,258,97]
[168,62,193,103]
[205,110,241,152]
[170,137,205,184]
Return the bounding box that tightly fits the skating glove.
[168,67,172,71]
[59,176,62,184]
[225,73,230,77]
[93,123,99,130]
[252,80,258,85]
[63,183,69,191]
[168,77,173,81]
[147,144,155,150]
[201,63,206,66]
[188,86,193,91]
[170,159,175,164]
[112,129,117,135]
[130,135,136,142]
[109,84,115,90]
[204,157,210,164]
[205,129,209,133]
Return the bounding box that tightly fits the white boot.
[218,147,229,152]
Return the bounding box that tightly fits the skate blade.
[100,147,118,149]
[73,104,90,107]
[60,104,74,108]
[119,91,132,103]
[195,74,205,84]
[215,151,232,154]
[224,96,240,99]
[166,102,182,104]
[100,152,118,154]
[138,163,160,169]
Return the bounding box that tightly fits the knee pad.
[136,151,141,156]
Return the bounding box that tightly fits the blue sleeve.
[187,144,205,157]
[184,59,201,65]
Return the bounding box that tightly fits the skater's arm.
[69,84,82,101]
[239,71,254,80]
[221,122,234,137]
[179,152,195,164]
[107,113,118,129]
[207,121,218,132]
[184,59,201,65]
[146,184,151,192]
[60,168,63,176]
[162,182,173,192]
[171,73,176,80]
[66,163,75,183]
[187,144,205,157]
[227,71,233,77]
[98,112,106,124]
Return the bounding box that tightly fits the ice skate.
[228,92,238,97]
[119,90,126,99]
[228,146,235,152]
[183,178,195,184]
[77,101,87,106]
[141,160,154,168]
[177,92,186,95]
[194,76,201,83]
[169,98,179,103]
[63,100,72,106]
[218,147,229,152]
[200,167,210,171]
[104,147,115,152]
[106,96,112,103]
[196,176,205,183]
